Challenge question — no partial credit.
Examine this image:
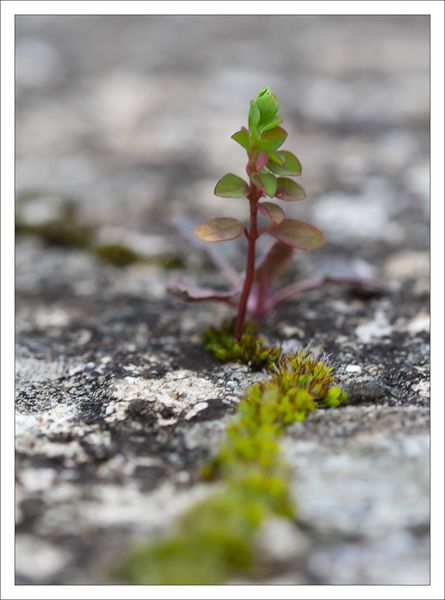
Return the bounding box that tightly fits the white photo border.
[2,2,443,599]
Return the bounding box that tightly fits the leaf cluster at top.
[194,86,324,252]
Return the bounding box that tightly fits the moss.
[150,254,185,270]
[33,221,93,248]
[121,487,259,584]
[203,348,348,482]
[119,325,348,584]
[16,194,185,270]
[93,243,140,267]
[120,469,295,585]
[93,246,187,269]
[16,194,93,248]
[202,320,281,371]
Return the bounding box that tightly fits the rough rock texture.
[15,16,429,584]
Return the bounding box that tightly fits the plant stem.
[233,186,260,340]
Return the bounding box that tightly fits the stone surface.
[15,16,429,584]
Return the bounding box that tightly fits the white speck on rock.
[411,380,430,398]
[110,372,222,423]
[355,310,392,343]
[185,401,208,420]
[79,481,214,530]
[406,313,429,335]
[255,517,310,564]
[19,468,56,493]
[16,356,67,384]
[345,364,362,374]
[313,187,404,243]
[16,404,78,449]
[16,535,71,580]
[184,420,228,451]
[281,339,303,354]
[68,363,86,376]
[384,250,429,282]
[280,324,305,338]
[32,305,71,328]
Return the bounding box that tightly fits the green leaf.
[257,202,285,225]
[248,101,260,129]
[214,173,249,198]
[267,151,285,166]
[267,151,302,175]
[269,219,325,250]
[275,177,306,201]
[250,126,261,146]
[231,128,250,150]
[251,173,277,198]
[260,115,282,133]
[194,218,244,243]
[255,87,279,128]
[258,127,287,151]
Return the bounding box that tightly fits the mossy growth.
[30,221,93,248]
[202,320,281,371]
[16,194,185,269]
[16,196,93,248]
[119,326,348,584]
[121,470,294,585]
[203,350,348,482]
[93,243,140,267]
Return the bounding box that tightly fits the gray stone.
[15,15,429,584]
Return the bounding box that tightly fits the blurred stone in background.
[15,16,429,584]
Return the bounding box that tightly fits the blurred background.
[16,16,429,268]
[15,16,430,585]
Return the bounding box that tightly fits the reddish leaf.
[167,277,238,304]
[275,177,306,201]
[171,215,242,288]
[194,217,244,242]
[255,242,294,281]
[255,152,269,170]
[258,202,285,225]
[269,218,325,250]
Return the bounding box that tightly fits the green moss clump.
[202,321,281,371]
[203,349,348,482]
[16,195,93,248]
[33,221,93,248]
[119,328,348,584]
[120,471,294,585]
[16,194,185,270]
[93,243,140,267]
[154,254,185,270]
[16,217,92,248]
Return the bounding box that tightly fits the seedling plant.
[174,87,324,339]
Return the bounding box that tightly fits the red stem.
[233,185,260,340]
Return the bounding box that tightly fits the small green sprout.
[171,87,325,340]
